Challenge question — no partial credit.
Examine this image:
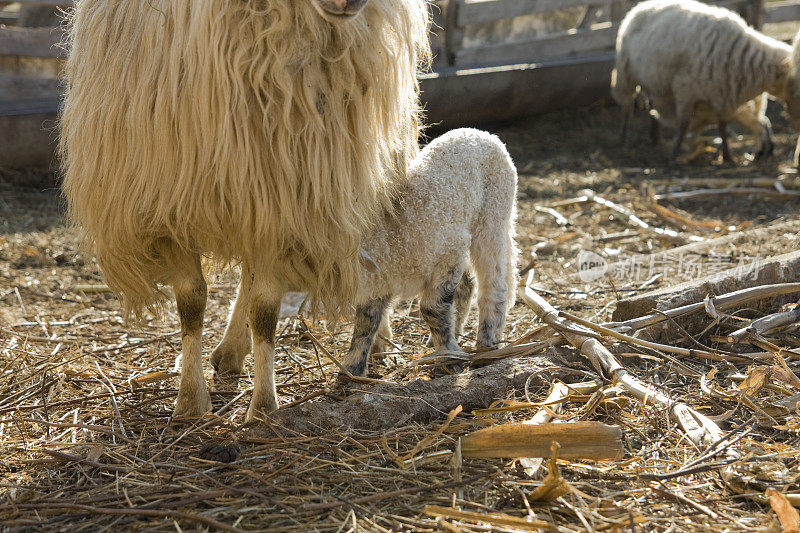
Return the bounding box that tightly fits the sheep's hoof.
[210,344,247,376]
[173,389,212,420]
[244,397,278,422]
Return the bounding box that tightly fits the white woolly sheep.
[216,129,519,381]
[612,0,800,162]
[341,128,519,377]
[60,0,430,421]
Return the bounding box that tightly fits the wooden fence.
[0,0,798,167]
[0,0,68,168]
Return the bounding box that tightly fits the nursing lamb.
[341,128,519,378]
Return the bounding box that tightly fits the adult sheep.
[612,0,800,163]
[60,0,431,421]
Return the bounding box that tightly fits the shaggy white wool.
[612,0,800,147]
[60,0,430,320]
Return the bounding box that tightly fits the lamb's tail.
[461,130,519,347]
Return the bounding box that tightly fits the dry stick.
[522,272,723,447]
[9,502,244,533]
[579,189,703,243]
[559,310,750,363]
[606,283,800,334]
[654,187,800,201]
[644,175,800,190]
[727,303,800,344]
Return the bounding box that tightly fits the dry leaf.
[530,442,571,501]
[767,488,800,533]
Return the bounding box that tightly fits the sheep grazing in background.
[60,0,430,421]
[342,128,519,378]
[611,0,800,163]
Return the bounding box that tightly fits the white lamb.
[340,128,520,378]
[612,0,800,163]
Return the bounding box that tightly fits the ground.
[2,102,800,531]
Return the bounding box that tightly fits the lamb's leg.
[211,265,253,375]
[371,309,392,354]
[245,286,283,423]
[718,120,733,163]
[340,297,390,379]
[420,269,464,353]
[453,271,475,338]
[172,253,211,418]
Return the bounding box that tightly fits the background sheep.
[341,128,519,378]
[611,0,800,163]
[60,0,430,420]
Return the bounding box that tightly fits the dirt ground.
[2,101,800,532]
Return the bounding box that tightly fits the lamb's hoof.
[210,344,246,376]
[335,366,367,388]
[371,339,388,354]
[197,442,241,463]
[173,389,212,420]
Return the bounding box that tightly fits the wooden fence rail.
[0,0,796,167]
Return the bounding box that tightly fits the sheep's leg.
[757,116,775,159]
[211,265,253,375]
[671,117,689,162]
[453,270,475,338]
[420,269,463,353]
[740,114,774,160]
[718,121,733,163]
[245,288,283,423]
[172,253,211,418]
[340,297,390,379]
[621,103,632,148]
[649,114,661,145]
[794,137,800,168]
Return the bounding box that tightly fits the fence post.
[749,0,765,29]
[444,0,465,67]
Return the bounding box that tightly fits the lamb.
[60,0,430,421]
[341,128,520,377]
[611,0,800,163]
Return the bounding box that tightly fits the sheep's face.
[311,0,370,20]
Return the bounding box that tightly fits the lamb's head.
[311,0,370,20]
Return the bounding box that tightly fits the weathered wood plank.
[420,51,614,129]
[454,22,618,68]
[765,1,800,24]
[0,26,65,58]
[14,0,72,5]
[456,0,614,27]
